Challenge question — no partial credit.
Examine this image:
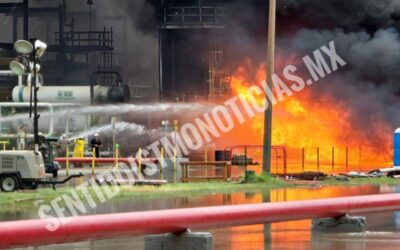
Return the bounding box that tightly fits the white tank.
[12,85,109,104]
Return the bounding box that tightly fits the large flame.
[219,59,393,172]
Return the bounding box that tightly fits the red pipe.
[1,194,400,248]
[54,157,158,165]
[55,157,130,164]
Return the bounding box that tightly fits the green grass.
[0,177,288,212]
[322,176,400,186]
[1,175,399,213]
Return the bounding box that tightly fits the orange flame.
[222,60,393,171]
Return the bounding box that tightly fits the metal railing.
[181,161,230,182]
[160,6,223,27]
[55,28,113,49]
[224,145,288,175]
[284,147,392,174]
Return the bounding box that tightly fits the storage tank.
[394,128,400,167]
[12,85,109,104]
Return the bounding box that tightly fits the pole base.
[144,232,213,250]
[312,214,366,233]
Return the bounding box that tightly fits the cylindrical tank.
[394,128,400,167]
[12,85,109,104]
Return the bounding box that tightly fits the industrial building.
[0,0,269,103]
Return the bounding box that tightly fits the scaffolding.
[0,0,117,86]
[159,5,224,29]
[158,0,225,101]
[207,31,231,102]
[54,27,115,85]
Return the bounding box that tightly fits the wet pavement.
[3,184,400,250]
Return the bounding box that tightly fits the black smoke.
[128,1,400,138]
[83,0,400,148]
[274,1,400,158]
[280,0,400,32]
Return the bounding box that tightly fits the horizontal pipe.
[0,133,33,139]
[0,70,15,76]
[1,194,400,248]
[54,157,157,165]
[0,102,54,136]
[224,144,286,151]
[0,102,80,108]
[55,157,131,164]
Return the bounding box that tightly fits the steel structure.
[158,0,224,101]
[1,193,400,248]
[0,0,116,85]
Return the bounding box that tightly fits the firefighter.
[73,137,86,168]
[73,137,86,158]
[90,133,102,158]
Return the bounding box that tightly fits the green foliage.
[244,171,284,184]
[323,176,400,186]
[1,176,397,213]
[0,180,286,212]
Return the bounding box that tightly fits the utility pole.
[262,0,276,173]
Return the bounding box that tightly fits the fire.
[222,60,393,171]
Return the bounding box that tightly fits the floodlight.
[9,60,26,76]
[34,40,47,58]
[13,39,47,58]
[14,40,33,54]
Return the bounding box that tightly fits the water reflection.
[6,185,400,250]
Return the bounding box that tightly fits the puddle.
[4,184,400,249]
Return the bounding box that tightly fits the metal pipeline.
[0,102,80,137]
[0,102,54,136]
[54,157,158,168]
[1,193,400,248]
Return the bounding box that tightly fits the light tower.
[9,39,47,151]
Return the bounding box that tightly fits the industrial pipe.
[1,193,400,248]
[0,102,54,136]
[54,157,158,169]
[55,157,131,164]
[12,85,109,104]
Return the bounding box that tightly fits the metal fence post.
[91,147,96,176]
[115,144,120,172]
[346,146,349,172]
[66,146,70,177]
[160,147,164,180]
[138,147,142,177]
[332,147,335,174]
[317,147,320,172]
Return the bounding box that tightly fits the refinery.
[1,1,400,250]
